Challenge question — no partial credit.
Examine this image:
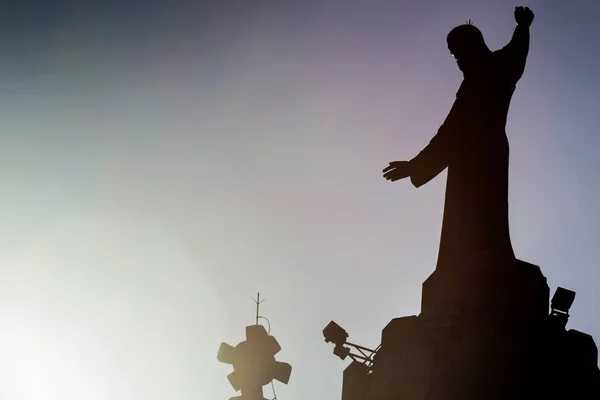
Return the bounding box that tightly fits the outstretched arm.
[499,6,534,84]
[408,93,465,187]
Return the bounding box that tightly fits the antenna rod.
[256,292,260,325]
[252,292,265,326]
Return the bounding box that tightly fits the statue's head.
[447,21,490,74]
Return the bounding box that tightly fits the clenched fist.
[515,6,534,28]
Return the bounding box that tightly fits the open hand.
[514,6,534,27]
[383,161,410,182]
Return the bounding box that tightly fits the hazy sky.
[0,1,599,399]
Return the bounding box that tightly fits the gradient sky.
[0,1,599,399]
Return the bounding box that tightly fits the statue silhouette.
[383,7,535,271]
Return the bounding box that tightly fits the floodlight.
[323,321,349,346]
[271,361,292,384]
[323,320,379,368]
[333,344,351,360]
[218,342,236,365]
[218,325,292,398]
[551,287,576,315]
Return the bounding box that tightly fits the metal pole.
[346,341,377,354]
[256,292,260,325]
[242,385,264,400]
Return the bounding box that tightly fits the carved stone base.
[340,260,600,399]
[421,258,550,324]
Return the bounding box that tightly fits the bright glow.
[0,211,225,400]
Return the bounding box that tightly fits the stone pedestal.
[421,258,549,321]
[340,259,600,399]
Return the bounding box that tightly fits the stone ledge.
[420,258,549,323]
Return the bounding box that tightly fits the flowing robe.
[409,26,530,270]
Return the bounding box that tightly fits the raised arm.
[498,6,534,85]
